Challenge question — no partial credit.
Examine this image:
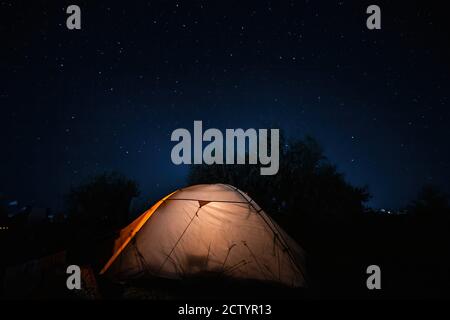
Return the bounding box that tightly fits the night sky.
[1,1,449,210]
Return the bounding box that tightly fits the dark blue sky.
[1,1,449,210]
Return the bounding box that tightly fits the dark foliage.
[63,172,140,269]
[65,172,140,228]
[407,185,450,218]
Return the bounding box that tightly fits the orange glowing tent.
[100,184,306,287]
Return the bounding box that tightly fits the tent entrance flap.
[99,191,177,275]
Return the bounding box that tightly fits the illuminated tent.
[100,184,306,288]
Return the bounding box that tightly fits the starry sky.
[1,1,449,210]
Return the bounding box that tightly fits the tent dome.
[100,184,306,288]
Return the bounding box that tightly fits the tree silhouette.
[408,185,450,218]
[66,172,140,228]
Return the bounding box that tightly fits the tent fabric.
[100,184,306,288]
